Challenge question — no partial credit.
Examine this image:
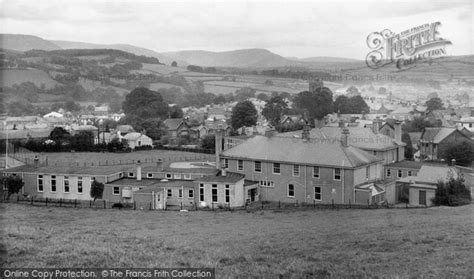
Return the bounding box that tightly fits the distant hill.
[0,34,61,51]
[299,56,362,63]
[52,40,179,66]
[162,48,303,68]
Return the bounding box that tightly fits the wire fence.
[1,195,429,212]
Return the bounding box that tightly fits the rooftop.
[196,171,245,183]
[4,163,135,176]
[399,165,458,184]
[106,178,195,189]
[163,118,185,130]
[385,161,426,170]
[221,135,382,169]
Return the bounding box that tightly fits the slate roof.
[116,125,135,134]
[0,128,52,140]
[280,127,401,151]
[420,128,457,143]
[196,171,245,183]
[385,161,424,170]
[164,118,185,130]
[398,165,458,184]
[123,132,149,141]
[221,135,382,169]
[106,178,195,189]
[4,164,135,176]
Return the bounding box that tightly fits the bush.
[432,174,471,206]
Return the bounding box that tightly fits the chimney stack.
[341,128,349,147]
[156,158,164,171]
[136,160,142,181]
[372,116,381,134]
[215,126,223,170]
[302,123,311,141]
[394,120,402,143]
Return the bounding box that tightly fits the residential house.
[395,165,459,206]
[122,133,153,149]
[163,118,190,144]
[419,127,474,161]
[220,129,385,205]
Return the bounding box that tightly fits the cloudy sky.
[0,0,472,59]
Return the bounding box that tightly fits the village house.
[220,128,385,205]
[419,127,474,161]
[163,118,190,144]
[122,132,153,149]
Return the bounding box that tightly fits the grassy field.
[1,203,472,277]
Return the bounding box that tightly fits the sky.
[0,0,472,59]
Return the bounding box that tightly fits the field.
[1,203,472,277]
[0,69,59,89]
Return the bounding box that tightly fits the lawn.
[1,203,472,277]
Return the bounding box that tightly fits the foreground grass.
[1,203,473,278]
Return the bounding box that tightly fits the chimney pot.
[341,128,349,147]
[136,160,142,181]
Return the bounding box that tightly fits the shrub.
[432,174,471,206]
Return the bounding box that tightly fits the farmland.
[1,202,472,277]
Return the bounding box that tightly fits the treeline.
[24,49,161,64]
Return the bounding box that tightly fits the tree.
[49,127,70,142]
[257,93,269,101]
[346,86,359,96]
[169,106,184,118]
[213,95,226,105]
[122,87,169,120]
[234,87,256,101]
[443,142,474,166]
[90,179,104,203]
[171,61,178,67]
[231,100,258,130]
[402,132,413,160]
[1,175,24,200]
[65,100,81,112]
[426,97,444,111]
[293,87,334,121]
[350,96,370,114]
[334,95,351,114]
[433,174,471,206]
[141,119,164,141]
[264,79,274,85]
[201,134,216,150]
[262,96,289,127]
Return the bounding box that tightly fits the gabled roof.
[164,118,185,130]
[221,135,382,169]
[399,165,458,184]
[420,127,466,143]
[123,132,150,141]
[280,127,401,151]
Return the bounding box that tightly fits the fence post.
[349,199,351,209]
[59,198,62,207]
[149,202,152,210]
[31,196,34,205]
[212,202,214,211]
[279,200,281,209]
[74,199,77,208]
[103,200,106,209]
[332,199,334,209]
[45,197,48,206]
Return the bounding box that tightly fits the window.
[189,189,194,198]
[77,177,83,193]
[167,189,172,197]
[147,173,153,178]
[174,174,182,179]
[386,169,391,178]
[199,184,204,202]
[166,173,172,179]
[408,171,412,176]
[37,175,44,192]
[293,165,300,176]
[178,189,183,198]
[288,184,295,198]
[113,187,120,195]
[314,186,321,201]
[51,175,56,192]
[259,180,274,187]
[334,168,341,180]
[184,174,191,180]
[128,172,134,177]
[254,161,262,172]
[273,163,281,174]
[313,166,320,178]
[238,160,243,171]
[212,184,218,202]
[224,159,229,169]
[397,169,402,178]
[64,176,70,193]
[225,185,230,203]
[366,167,370,179]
